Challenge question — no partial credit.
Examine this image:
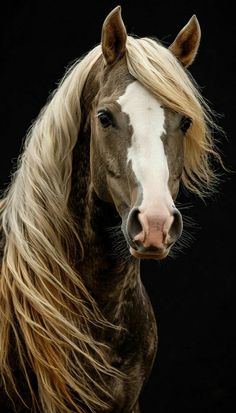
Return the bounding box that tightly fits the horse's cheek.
[91,156,113,203]
[169,178,180,200]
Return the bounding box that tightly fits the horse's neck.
[69,128,140,313]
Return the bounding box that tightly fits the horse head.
[89,6,201,260]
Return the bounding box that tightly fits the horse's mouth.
[123,228,171,260]
[129,246,169,260]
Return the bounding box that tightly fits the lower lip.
[130,247,168,260]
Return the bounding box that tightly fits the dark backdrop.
[1,1,236,412]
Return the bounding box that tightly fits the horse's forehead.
[101,61,133,101]
[117,81,165,127]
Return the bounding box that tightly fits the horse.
[0,6,221,413]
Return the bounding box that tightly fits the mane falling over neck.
[0,11,222,413]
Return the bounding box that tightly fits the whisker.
[169,209,200,259]
[175,201,194,210]
[104,224,132,263]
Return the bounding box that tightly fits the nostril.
[126,207,142,244]
[169,208,183,242]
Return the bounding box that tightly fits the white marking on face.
[117,81,173,209]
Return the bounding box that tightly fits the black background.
[1,1,236,412]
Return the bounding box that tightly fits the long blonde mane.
[0,37,221,412]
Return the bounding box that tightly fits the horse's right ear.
[101,6,127,65]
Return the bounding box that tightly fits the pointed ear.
[101,6,127,65]
[169,15,201,67]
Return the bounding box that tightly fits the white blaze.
[117,81,173,209]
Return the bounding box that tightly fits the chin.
[129,246,170,260]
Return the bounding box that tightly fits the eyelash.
[97,110,113,128]
[180,116,192,134]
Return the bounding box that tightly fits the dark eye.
[97,110,113,128]
[180,116,192,134]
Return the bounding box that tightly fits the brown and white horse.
[0,6,220,413]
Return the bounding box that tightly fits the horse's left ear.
[169,15,201,67]
[101,6,127,65]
